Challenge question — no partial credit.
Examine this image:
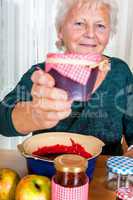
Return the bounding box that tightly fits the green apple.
[0,168,20,200]
[15,175,51,200]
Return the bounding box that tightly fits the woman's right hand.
[31,69,72,130]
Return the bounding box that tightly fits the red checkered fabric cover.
[46,53,103,85]
[116,187,133,200]
[52,177,89,200]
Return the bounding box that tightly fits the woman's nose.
[84,25,95,38]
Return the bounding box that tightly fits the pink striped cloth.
[45,53,105,85]
[52,177,89,200]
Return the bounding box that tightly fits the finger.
[46,109,72,121]
[31,70,55,87]
[31,85,68,100]
[32,108,71,121]
[32,98,72,111]
[31,109,59,128]
[43,120,59,129]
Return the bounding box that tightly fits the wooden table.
[0,149,116,200]
[89,155,116,200]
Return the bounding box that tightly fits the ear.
[57,26,64,40]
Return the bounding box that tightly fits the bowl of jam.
[18,132,104,180]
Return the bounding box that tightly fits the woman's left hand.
[124,149,133,158]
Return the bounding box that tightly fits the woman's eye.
[97,24,106,30]
[74,22,84,26]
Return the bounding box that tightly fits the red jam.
[54,171,88,187]
[32,138,92,159]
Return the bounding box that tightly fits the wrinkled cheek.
[66,42,78,53]
[96,31,110,43]
[65,35,79,50]
[102,33,110,45]
[98,36,110,48]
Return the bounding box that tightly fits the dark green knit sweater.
[0,57,133,155]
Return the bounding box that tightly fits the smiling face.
[58,1,111,54]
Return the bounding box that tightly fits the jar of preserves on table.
[116,186,133,200]
[52,154,89,200]
[106,156,133,191]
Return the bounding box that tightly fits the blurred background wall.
[0,0,133,149]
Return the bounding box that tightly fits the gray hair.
[55,0,118,37]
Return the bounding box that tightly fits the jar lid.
[116,187,133,200]
[107,156,133,175]
[54,154,88,173]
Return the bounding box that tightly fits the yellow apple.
[0,168,20,200]
[15,175,51,200]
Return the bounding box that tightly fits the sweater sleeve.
[0,63,44,137]
[122,65,133,146]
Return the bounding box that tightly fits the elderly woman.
[0,0,133,156]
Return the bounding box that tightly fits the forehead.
[65,1,110,21]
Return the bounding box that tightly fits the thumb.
[31,68,55,87]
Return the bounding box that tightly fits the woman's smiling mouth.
[79,43,97,47]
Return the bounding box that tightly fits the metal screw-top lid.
[54,154,88,173]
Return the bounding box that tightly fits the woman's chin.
[68,47,99,55]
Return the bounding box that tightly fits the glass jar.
[116,187,133,200]
[128,175,133,187]
[106,156,133,191]
[52,154,89,200]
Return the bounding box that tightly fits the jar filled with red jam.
[52,154,89,200]
[116,187,133,200]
